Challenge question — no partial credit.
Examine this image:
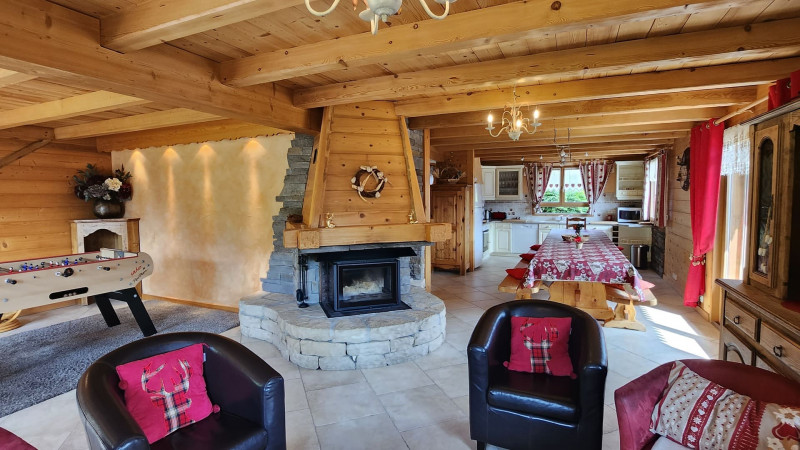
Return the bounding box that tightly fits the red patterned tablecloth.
[524,229,645,299]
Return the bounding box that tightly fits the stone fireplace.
[240,101,449,370]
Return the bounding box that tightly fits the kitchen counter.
[486,219,653,226]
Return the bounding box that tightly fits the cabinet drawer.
[760,324,800,373]
[724,301,758,340]
[720,327,753,365]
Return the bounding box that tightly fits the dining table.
[524,229,655,330]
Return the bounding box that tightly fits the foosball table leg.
[119,288,157,337]
[94,293,122,328]
[93,288,157,337]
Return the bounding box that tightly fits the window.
[540,167,589,214]
[643,157,659,221]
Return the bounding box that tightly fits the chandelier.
[486,87,541,141]
[554,128,572,166]
[305,0,458,35]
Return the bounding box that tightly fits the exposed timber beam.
[0,126,55,141]
[0,0,318,134]
[395,57,800,117]
[0,91,149,131]
[448,108,726,134]
[0,69,36,88]
[101,0,305,53]
[96,119,289,152]
[433,134,686,151]
[408,88,755,129]
[294,18,800,108]
[475,143,664,155]
[0,139,52,169]
[431,123,695,144]
[54,108,221,140]
[220,0,747,86]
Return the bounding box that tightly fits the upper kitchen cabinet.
[495,165,525,201]
[616,161,645,200]
[481,166,496,200]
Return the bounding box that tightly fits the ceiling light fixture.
[306,0,458,35]
[554,128,572,166]
[486,87,541,141]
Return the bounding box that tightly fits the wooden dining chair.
[565,217,587,229]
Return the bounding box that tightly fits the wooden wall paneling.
[663,136,692,295]
[0,139,107,263]
[302,106,334,228]
[399,116,427,224]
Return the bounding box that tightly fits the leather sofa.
[468,300,608,450]
[615,359,800,450]
[76,332,285,450]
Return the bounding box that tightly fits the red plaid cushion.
[505,316,574,377]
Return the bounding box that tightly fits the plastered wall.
[113,135,293,308]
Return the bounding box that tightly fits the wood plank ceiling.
[0,0,799,161]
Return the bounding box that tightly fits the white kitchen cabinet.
[587,224,614,240]
[616,161,644,200]
[511,223,538,254]
[481,167,496,200]
[618,225,652,260]
[539,224,558,244]
[495,166,525,201]
[493,222,512,254]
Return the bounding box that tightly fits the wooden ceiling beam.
[101,0,306,53]
[0,91,149,131]
[431,122,694,142]
[294,18,800,108]
[220,0,747,87]
[396,57,800,117]
[0,126,55,141]
[0,69,36,88]
[441,108,725,135]
[0,0,318,134]
[96,119,289,152]
[475,143,664,155]
[408,88,755,129]
[53,108,221,140]
[433,134,684,151]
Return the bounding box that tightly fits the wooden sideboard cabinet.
[717,279,800,383]
[430,184,472,275]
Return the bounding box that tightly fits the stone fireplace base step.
[239,287,446,370]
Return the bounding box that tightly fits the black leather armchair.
[76,332,285,450]
[468,300,608,450]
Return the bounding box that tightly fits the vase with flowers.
[72,164,133,219]
[574,236,583,250]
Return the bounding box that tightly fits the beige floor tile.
[0,390,80,450]
[427,363,470,399]
[445,316,474,334]
[450,307,489,325]
[285,377,310,412]
[362,361,434,395]
[306,382,384,426]
[316,413,407,450]
[445,331,473,351]
[241,336,282,359]
[451,395,470,416]
[380,384,464,432]
[286,409,321,450]
[456,290,501,302]
[602,427,622,450]
[603,404,619,434]
[300,367,366,391]
[414,341,468,372]
[401,416,474,450]
[443,298,479,311]
[263,356,301,380]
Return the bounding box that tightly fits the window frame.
[540,165,590,214]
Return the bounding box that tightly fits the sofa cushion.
[519,253,536,262]
[487,368,580,422]
[505,268,527,280]
[116,343,214,444]
[650,361,800,449]
[504,316,574,377]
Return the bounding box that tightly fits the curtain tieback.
[690,254,706,267]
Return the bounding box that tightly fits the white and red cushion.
[650,361,800,449]
[503,316,574,377]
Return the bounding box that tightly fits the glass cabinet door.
[496,169,520,197]
[749,125,779,288]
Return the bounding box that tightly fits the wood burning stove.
[317,248,414,317]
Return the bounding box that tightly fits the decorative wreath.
[351,165,388,202]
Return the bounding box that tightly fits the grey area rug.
[0,301,239,417]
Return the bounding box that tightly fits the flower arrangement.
[72,164,133,202]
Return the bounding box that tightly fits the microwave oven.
[617,207,642,223]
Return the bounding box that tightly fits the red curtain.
[684,119,725,307]
[525,163,552,212]
[768,78,792,110]
[578,160,613,212]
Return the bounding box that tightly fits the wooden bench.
[498,262,657,331]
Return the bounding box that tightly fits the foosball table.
[0,249,157,336]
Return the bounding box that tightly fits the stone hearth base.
[239,288,446,370]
